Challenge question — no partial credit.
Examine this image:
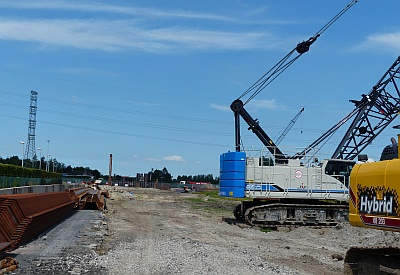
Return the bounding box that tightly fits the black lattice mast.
[331,56,400,159]
[291,56,400,161]
[25,90,38,164]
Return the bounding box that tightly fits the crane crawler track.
[244,203,348,227]
[344,247,400,275]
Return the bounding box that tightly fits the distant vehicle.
[187,181,210,185]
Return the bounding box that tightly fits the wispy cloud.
[0,1,299,25]
[367,32,400,50]
[127,101,161,107]
[145,157,160,162]
[0,1,293,53]
[163,155,185,162]
[352,32,400,53]
[209,103,230,112]
[0,18,275,53]
[247,99,285,111]
[0,1,234,22]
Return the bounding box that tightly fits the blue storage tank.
[220,172,245,181]
[219,187,245,198]
[220,151,245,166]
[219,151,246,198]
[220,161,245,173]
[219,179,245,188]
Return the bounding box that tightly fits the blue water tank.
[219,187,245,198]
[219,151,246,198]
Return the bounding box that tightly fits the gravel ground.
[7,186,400,274]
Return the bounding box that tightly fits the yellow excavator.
[345,133,400,274]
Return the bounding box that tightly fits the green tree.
[149,167,172,183]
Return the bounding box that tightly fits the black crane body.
[230,99,288,163]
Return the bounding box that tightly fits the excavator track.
[344,247,400,275]
[244,203,348,227]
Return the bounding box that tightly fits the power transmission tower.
[25,90,38,166]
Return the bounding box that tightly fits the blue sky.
[1,0,399,178]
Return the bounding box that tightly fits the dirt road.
[98,187,400,275]
[10,186,400,274]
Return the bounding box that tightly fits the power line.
[0,102,232,136]
[0,89,230,125]
[0,113,230,148]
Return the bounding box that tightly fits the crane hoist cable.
[238,0,358,106]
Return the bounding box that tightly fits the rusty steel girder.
[0,192,75,253]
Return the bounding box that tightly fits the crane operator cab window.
[324,160,355,187]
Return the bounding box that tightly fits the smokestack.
[108,154,113,185]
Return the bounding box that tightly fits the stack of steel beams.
[0,192,75,254]
[67,187,109,210]
[67,187,89,208]
[0,187,110,258]
[78,189,106,210]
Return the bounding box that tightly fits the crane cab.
[322,159,355,187]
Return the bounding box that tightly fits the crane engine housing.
[349,147,400,231]
[344,135,400,274]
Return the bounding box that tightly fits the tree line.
[0,156,101,179]
[0,156,219,184]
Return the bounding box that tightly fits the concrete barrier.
[0,183,82,195]
[0,188,13,195]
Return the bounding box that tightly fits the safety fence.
[0,176,61,190]
[109,182,218,191]
[170,183,219,191]
[0,183,82,195]
[109,181,171,190]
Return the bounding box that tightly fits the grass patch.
[259,227,273,233]
[185,197,204,203]
[184,197,218,203]
[195,190,219,198]
[196,190,251,202]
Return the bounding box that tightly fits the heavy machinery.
[344,132,400,274]
[220,0,400,227]
[220,0,359,226]
[222,55,400,227]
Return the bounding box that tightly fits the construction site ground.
[8,186,400,275]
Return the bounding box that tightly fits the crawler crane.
[220,1,359,226]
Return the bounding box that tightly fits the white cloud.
[163,155,185,162]
[0,18,276,53]
[145,157,160,162]
[209,103,230,112]
[247,99,284,111]
[0,1,234,22]
[367,32,400,50]
[352,32,400,53]
[127,101,161,107]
